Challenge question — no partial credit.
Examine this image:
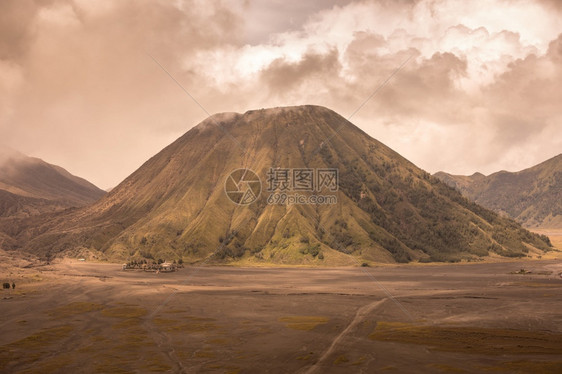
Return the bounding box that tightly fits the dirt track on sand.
[1,259,562,373]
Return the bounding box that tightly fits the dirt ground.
[1,257,562,373]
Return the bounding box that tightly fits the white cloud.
[1,0,561,188]
[189,0,560,99]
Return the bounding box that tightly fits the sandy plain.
[1,256,562,373]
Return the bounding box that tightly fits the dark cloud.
[260,49,341,96]
[538,0,562,12]
[241,0,356,44]
[1,0,561,187]
[484,33,562,146]
[0,0,43,60]
[371,51,469,122]
[0,0,245,188]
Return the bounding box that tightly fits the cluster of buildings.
[121,261,181,272]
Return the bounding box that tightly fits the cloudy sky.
[1,0,561,189]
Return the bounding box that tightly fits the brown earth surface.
[1,257,562,373]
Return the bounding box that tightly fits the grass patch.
[152,316,218,333]
[352,356,367,366]
[205,338,229,345]
[11,325,74,350]
[297,352,314,360]
[91,350,141,372]
[370,322,562,355]
[0,325,75,371]
[102,306,147,319]
[18,354,73,374]
[427,363,467,372]
[194,350,216,358]
[510,281,561,288]
[333,355,349,365]
[480,360,562,372]
[201,364,241,374]
[163,308,185,314]
[48,302,104,318]
[115,333,153,350]
[94,358,136,374]
[112,318,143,329]
[278,316,329,331]
[140,357,172,372]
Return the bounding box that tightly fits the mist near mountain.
[0,147,105,218]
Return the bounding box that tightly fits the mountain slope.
[0,148,106,217]
[435,154,562,229]
[8,106,551,263]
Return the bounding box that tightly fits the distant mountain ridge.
[0,148,105,218]
[435,154,562,229]
[4,105,551,264]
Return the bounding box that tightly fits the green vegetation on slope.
[5,106,552,264]
[435,154,562,229]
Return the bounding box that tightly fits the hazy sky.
[1,0,561,189]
